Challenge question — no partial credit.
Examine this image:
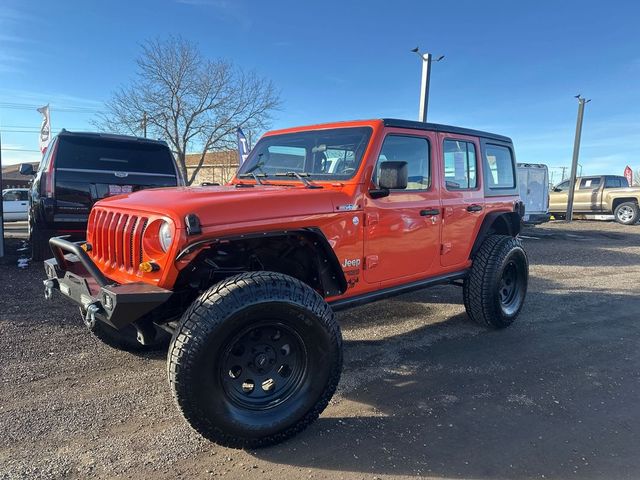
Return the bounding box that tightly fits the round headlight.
[158,221,173,252]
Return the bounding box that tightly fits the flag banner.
[236,127,250,166]
[624,165,633,186]
[37,104,51,154]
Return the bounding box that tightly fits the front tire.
[614,202,640,225]
[30,224,52,262]
[463,235,529,328]
[168,271,342,448]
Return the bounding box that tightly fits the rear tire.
[168,271,342,448]
[614,202,640,225]
[463,235,528,328]
[30,225,52,262]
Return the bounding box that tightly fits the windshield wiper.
[237,172,266,185]
[274,172,323,189]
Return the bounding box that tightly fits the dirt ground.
[1,220,639,480]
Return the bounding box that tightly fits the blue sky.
[1,0,639,183]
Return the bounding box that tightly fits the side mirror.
[370,161,408,198]
[552,187,561,192]
[19,163,35,176]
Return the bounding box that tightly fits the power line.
[0,102,104,114]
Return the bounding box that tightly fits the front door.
[363,130,441,284]
[574,177,603,212]
[439,134,485,267]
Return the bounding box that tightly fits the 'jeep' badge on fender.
[342,258,361,268]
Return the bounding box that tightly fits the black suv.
[20,130,183,260]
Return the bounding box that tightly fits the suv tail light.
[42,140,59,198]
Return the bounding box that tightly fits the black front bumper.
[44,237,172,330]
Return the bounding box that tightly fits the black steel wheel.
[464,235,529,328]
[220,323,307,410]
[168,271,342,449]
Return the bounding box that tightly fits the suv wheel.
[168,271,342,448]
[463,235,529,328]
[614,202,640,225]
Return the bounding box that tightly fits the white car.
[2,188,29,222]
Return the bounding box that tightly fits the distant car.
[2,188,29,222]
[549,175,639,225]
[20,130,184,260]
[517,163,550,224]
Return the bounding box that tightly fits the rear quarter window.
[55,137,176,175]
[484,144,515,189]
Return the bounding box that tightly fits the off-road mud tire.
[463,235,528,328]
[167,271,342,449]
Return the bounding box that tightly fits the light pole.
[411,47,444,123]
[565,94,590,222]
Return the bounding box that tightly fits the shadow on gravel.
[253,284,640,479]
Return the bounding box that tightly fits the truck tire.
[80,308,171,352]
[463,235,528,328]
[168,271,342,448]
[31,225,52,262]
[614,202,640,225]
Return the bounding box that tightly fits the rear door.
[439,133,484,267]
[53,136,179,220]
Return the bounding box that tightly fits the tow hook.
[43,279,58,300]
[84,303,101,329]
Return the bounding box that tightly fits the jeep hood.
[95,184,348,228]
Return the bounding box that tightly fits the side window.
[555,180,570,192]
[579,177,601,190]
[3,191,18,201]
[604,177,623,188]
[376,135,430,190]
[17,190,29,201]
[443,140,477,190]
[484,144,515,189]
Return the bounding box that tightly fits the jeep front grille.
[91,208,148,271]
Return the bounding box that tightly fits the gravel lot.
[1,220,639,479]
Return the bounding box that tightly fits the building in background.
[185,150,238,185]
[2,162,39,189]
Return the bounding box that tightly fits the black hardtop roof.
[382,118,512,143]
[57,129,169,146]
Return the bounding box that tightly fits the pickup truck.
[549,175,639,225]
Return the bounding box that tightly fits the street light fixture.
[411,47,444,123]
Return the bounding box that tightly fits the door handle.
[420,208,440,216]
[466,204,483,212]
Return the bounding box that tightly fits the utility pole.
[411,47,444,122]
[142,112,147,138]
[0,131,5,258]
[565,95,590,222]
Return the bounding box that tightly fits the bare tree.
[634,169,640,187]
[97,36,280,184]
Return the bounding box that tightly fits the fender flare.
[470,211,522,258]
[176,227,348,297]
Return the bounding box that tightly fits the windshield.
[238,127,372,181]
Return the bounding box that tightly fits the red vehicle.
[43,118,528,448]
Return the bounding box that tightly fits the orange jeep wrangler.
[43,119,528,448]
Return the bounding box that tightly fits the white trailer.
[517,163,550,224]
